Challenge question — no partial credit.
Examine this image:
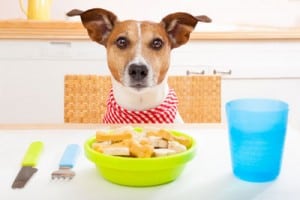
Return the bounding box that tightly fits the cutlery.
[51,144,80,180]
[12,141,44,189]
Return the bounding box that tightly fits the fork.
[51,144,80,180]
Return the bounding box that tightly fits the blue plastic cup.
[226,98,289,182]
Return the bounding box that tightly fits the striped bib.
[103,89,178,123]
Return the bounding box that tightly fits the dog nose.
[128,64,148,81]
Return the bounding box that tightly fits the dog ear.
[161,12,211,48]
[67,8,118,46]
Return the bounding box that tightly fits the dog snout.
[128,64,148,81]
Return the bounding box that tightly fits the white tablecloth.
[0,125,299,200]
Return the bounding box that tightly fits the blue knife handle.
[59,144,80,168]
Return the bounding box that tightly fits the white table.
[0,124,299,200]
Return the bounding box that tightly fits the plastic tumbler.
[226,98,289,182]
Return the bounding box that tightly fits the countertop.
[0,124,300,200]
[1,20,300,40]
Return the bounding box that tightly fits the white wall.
[1,0,300,29]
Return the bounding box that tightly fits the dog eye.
[116,37,128,49]
[151,38,163,50]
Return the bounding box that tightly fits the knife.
[11,141,44,189]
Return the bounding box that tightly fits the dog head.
[67,8,211,91]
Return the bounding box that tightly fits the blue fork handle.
[59,144,80,168]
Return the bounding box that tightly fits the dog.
[67,8,211,123]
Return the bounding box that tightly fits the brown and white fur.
[67,8,211,123]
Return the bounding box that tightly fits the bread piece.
[173,135,192,148]
[147,129,191,148]
[146,129,173,141]
[102,146,130,156]
[129,140,153,158]
[92,141,111,153]
[153,148,176,157]
[148,136,168,148]
[168,141,187,153]
[96,130,132,142]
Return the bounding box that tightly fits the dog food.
[92,126,192,158]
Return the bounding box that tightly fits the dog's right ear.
[67,8,118,46]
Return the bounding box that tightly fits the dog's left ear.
[161,12,211,48]
[67,8,118,46]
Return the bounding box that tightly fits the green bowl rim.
[84,129,196,170]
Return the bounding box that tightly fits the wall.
[1,0,300,29]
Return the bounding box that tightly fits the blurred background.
[0,0,300,30]
[0,0,300,125]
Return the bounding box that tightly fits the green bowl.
[84,130,196,187]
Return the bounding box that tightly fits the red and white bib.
[103,89,178,123]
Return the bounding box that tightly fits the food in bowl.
[84,126,196,186]
[91,126,192,158]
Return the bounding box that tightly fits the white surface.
[0,126,299,200]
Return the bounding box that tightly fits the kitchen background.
[0,0,299,126]
[1,0,300,28]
